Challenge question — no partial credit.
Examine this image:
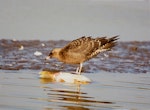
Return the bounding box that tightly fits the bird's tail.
[102,35,119,50]
[86,35,119,60]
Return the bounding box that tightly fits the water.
[0,70,150,110]
[0,1,149,41]
[0,39,150,73]
[0,39,150,110]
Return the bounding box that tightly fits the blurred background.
[0,0,149,41]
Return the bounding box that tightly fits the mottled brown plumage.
[47,35,119,74]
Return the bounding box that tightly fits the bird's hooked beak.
[45,56,50,60]
[45,52,52,60]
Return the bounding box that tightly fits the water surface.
[0,39,150,73]
[0,70,150,110]
[0,39,150,110]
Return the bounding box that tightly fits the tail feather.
[108,35,119,42]
[86,35,119,60]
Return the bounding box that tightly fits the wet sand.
[0,70,150,110]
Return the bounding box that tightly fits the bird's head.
[45,48,61,60]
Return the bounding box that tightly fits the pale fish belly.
[39,70,91,84]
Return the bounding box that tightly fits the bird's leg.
[78,63,83,75]
[76,67,79,73]
[75,63,82,74]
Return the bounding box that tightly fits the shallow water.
[0,70,150,110]
[0,39,150,73]
[0,39,150,110]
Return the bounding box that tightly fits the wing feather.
[61,36,92,53]
[59,35,119,62]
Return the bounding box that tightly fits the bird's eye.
[49,52,53,56]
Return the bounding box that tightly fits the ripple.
[0,39,150,73]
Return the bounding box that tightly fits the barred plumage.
[47,35,119,74]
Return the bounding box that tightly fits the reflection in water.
[40,78,54,84]
[47,88,113,104]
[62,106,90,110]
[40,79,114,110]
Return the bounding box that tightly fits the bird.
[46,35,119,75]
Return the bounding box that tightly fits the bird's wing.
[60,35,119,60]
[61,36,94,54]
[86,35,119,60]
